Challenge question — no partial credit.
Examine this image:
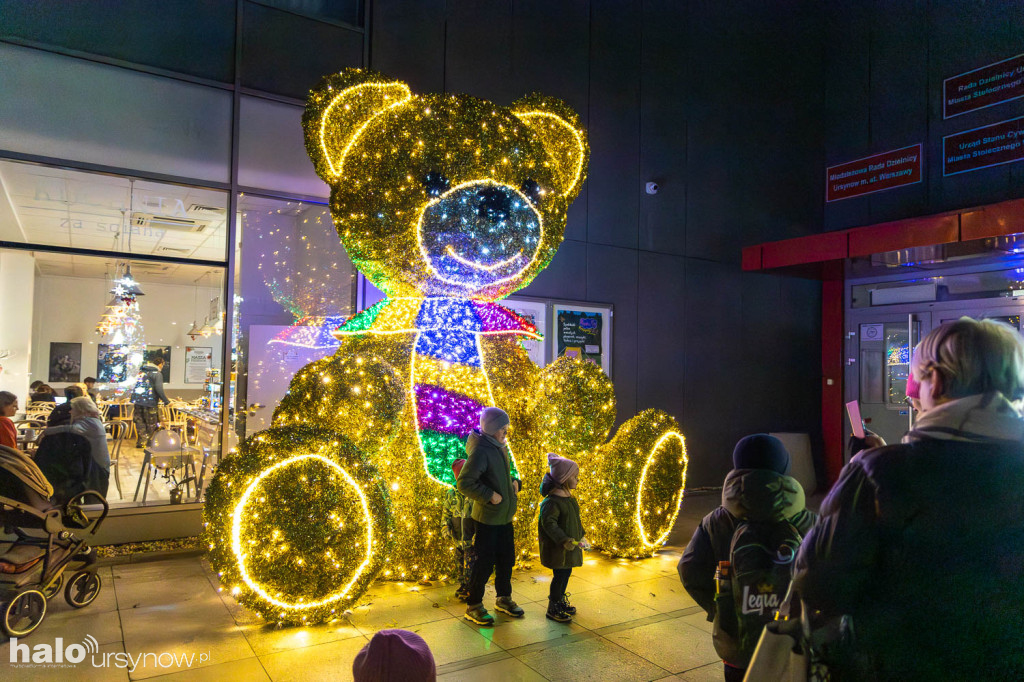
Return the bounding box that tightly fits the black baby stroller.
[0,444,108,637]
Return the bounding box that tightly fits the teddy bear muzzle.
[417,178,543,292]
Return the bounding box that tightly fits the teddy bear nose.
[475,187,513,223]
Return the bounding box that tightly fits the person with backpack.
[794,318,1024,681]
[442,458,475,601]
[131,356,170,448]
[678,433,817,682]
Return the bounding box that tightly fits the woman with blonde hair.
[794,317,1024,680]
[43,396,110,476]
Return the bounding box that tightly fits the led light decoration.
[203,426,391,625]
[205,69,686,625]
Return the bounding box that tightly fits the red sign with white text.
[826,145,922,202]
[943,116,1024,176]
[944,54,1024,119]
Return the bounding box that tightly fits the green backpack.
[712,519,803,667]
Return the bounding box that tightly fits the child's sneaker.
[558,592,577,615]
[464,603,494,626]
[454,584,470,602]
[494,596,525,617]
[545,601,572,622]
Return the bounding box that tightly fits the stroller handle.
[66,490,110,535]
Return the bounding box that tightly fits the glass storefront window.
[0,159,229,261]
[0,160,232,510]
[231,195,356,441]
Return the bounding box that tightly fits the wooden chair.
[111,402,136,442]
[159,404,189,441]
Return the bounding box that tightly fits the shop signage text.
[944,54,1024,119]
[943,116,1024,176]
[826,144,922,202]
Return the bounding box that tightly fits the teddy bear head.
[304,69,588,301]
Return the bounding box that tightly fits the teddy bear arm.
[272,338,407,455]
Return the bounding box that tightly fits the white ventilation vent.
[132,212,210,234]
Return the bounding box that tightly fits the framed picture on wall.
[184,346,213,384]
[504,297,549,367]
[97,344,129,383]
[551,302,613,377]
[144,345,172,383]
[48,342,82,382]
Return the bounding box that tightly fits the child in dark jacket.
[678,434,817,682]
[538,453,588,623]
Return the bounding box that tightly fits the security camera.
[645,182,659,195]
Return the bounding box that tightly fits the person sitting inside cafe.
[40,396,110,497]
[47,384,87,427]
[29,384,56,403]
[0,391,19,450]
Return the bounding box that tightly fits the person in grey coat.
[456,406,524,626]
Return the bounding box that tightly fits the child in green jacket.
[538,453,589,622]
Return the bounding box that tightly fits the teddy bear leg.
[575,409,687,558]
[204,424,392,625]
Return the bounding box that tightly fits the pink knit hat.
[352,629,436,681]
[547,452,579,484]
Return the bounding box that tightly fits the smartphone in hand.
[846,400,866,439]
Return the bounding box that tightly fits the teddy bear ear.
[511,95,589,200]
[303,68,413,183]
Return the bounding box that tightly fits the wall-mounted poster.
[48,342,82,382]
[505,297,548,367]
[97,344,129,383]
[185,346,213,384]
[144,345,172,383]
[552,303,613,376]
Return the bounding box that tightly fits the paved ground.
[0,491,725,681]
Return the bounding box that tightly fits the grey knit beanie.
[479,407,510,436]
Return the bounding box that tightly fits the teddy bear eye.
[423,171,451,197]
[520,179,542,204]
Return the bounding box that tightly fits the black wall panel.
[445,0,514,103]
[370,0,445,93]
[586,0,641,250]
[520,239,588,302]
[638,0,688,257]
[0,0,236,82]
[241,2,363,99]
[510,0,591,244]
[586,243,639,420]
[637,251,686,421]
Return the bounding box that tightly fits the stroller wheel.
[42,572,65,600]
[2,589,47,637]
[65,570,102,609]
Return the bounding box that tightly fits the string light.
[205,69,686,626]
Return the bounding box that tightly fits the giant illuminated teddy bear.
[204,69,687,625]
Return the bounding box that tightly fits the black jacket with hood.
[131,362,170,407]
[793,392,1024,681]
[678,468,816,620]
[457,429,520,526]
